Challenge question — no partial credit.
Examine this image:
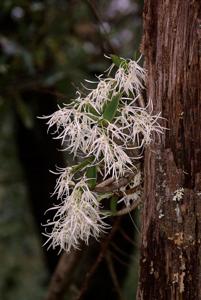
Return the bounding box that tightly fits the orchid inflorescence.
[42,55,164,252]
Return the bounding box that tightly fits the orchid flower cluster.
[43,55,164,252]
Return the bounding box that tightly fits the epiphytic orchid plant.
[42,55,164,252]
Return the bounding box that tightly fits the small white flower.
[82,78,115,111]
[173,188,184,202]
[116,100,164,148]
[106,122,130,145]
[46,107,96,156]
[114,58,146,96]
[87,128,133,179]
[44,178,109,252]
[50,166,74,199]
[75,94,101,116]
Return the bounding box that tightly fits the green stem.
[72,156,95,174]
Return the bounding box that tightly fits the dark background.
[0,1,143,299]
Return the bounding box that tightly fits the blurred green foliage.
[0,0,142,101]
[0,0,96,99]
[0,101,47,300]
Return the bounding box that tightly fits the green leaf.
[84,103,101,122]
[111,55,128,71]
[86,165,97,189]
[102,93,121,122]
[111,55,124,67]
[110,195,118,214]
[72,156,95,174]
[85,103,101,117]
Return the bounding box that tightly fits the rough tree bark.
[138,1,201,299]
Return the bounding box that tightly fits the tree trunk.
[138,1,201,299]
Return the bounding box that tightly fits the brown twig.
[74,217,122,300]
[110,251,130,267]
[114,198,141,216]
[45,250,82,300]
[85,0,116,54]
[111,242,132,259]
[106,252,125,300]
[119,228,138,246]
[94,173,136,193]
